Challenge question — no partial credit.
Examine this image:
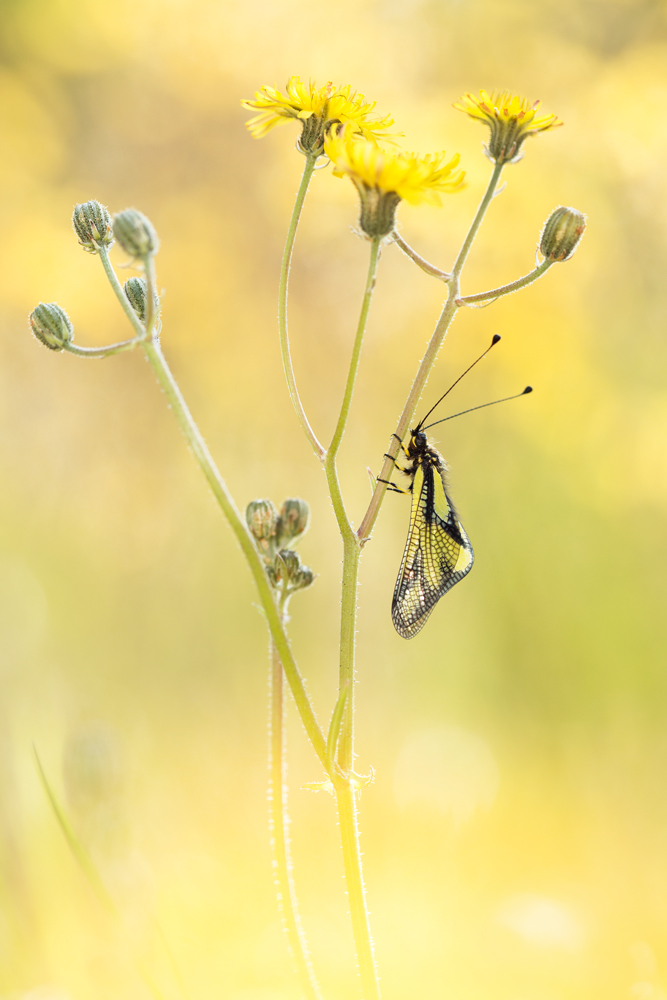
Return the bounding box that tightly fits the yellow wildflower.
[324,128,465,237]
[241,76,396,155]
[454,90,563,164]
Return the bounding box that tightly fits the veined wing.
[391,461,474,639]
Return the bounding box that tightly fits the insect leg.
[377,477,410,495]
[388,432,411,460]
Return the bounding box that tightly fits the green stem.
[65,339,138,358]
[139,337,328,767]
[98,247,146,339]
[279,154,325,460]
[97,247,326,764]
[335,537,360,775]
[325,237,381,540]
[326,680,349,770]
[144,253,158,340]
[321,237,382,999]
[334,781,380,1000]
[451,160,504,278]
[269,613,322,1000]
[325,236,381,763]
[357,161,505,543]
[458,259,553,304]
[392,231,450,281]
[328,238,382,468]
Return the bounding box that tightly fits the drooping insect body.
[391,427,474,639]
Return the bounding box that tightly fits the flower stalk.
[458,258,553,305]
[278,153,325,460]
[270,620,322,1000]
[392,232,450,281]
[139,334,328,765]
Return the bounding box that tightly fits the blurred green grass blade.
[33,745,115,915]
[33,745,174,1000]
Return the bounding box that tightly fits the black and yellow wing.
[391,460,474,639]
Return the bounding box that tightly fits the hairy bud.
[540,207,586,262]
[29,302,74,351]
[276,498,310,548]
[72,200,113,254]
[113,209,159,260]
[271,549,315,593]
[123,277,148,321]
[246,499,280,561]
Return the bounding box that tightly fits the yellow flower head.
[324,129,465,238]
[454,90,563,164]
[241,76,396,155]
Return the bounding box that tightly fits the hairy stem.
[98,247,146,339]
[451,160,504,278]
[138,337,327,766]
[144,253,158,340]
[328,238,382,470]
[458,259,553,304]
[358,161,505,543]
[279,153,325,459]
[322,237,382,999]
[392,231,450,281]
[100,246,326,763]
[325,237,381,766]
[270,616,322,1000]
[65,338,138,358]
[334,781,380,1000]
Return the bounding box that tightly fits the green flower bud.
[294,563,315,591]
[273,549,315,593]
[246,498,280,548]
[112,209,159,260]
[123,277,148,321]
[29,302,74,351]
[72,200,114,254]
[276,548,300,579]
[540,207,586,262]
[276,497,310,548]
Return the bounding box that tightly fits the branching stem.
[98,247,146,339]
[65,339,138,358]
[392,231,450,281]
[458,258,553,304]
[358,161,505,543]
[140,337,328,766]
[94,248,329,768]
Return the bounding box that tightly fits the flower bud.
[294,563,315,591]
[540,207,586,262]
[29,302,74,351]
[273,549,315,593]
[276,498,310,548]
[123,277,148,321]
[275,548,300,581]
[72,200,113,254]
[246,499,280,548]
[112,209,159,260]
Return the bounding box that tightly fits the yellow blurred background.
[1,0,666,997]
